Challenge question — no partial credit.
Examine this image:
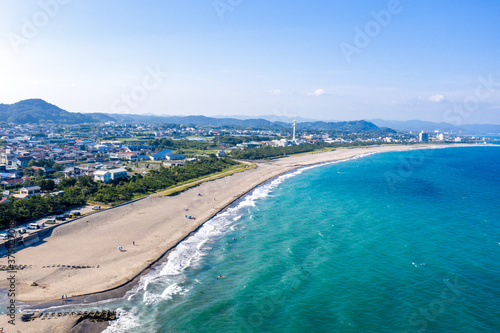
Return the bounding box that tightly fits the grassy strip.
[155,163,255,197]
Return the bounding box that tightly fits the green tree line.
[229,141,393,160]
[230,144,320,160]
[0,156,238,228]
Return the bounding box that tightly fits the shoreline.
[20,168,289,312]
[0,144,495,332]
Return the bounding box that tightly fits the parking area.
[7,205,103,237]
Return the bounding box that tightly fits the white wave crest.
[102,308,140,333]
[128,154,374,299]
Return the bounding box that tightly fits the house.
[19,185,41,197]
[1,178,25,187]
[165,154,185,160]
[163,160,186,167]
[0,153,14,165]
[271,139,292,147]
[245,142,262,148]
[12,156,33,167]
[109,168,128,181]
[95,144,110,152]
[136,155,150,161]
[63,167,81,178]
[77,166,95,176]
[42,166,55,174]
[149,149,185,161]
[109,152,139,161]
[150,149,174,161]
[94,168,127,183]
[31,166,55,174]
[94,170,111,183]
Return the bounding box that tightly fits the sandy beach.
[0,314,111,333]
[0,144,488,331]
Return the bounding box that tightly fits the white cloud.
[428,94,445,102]
[265,89,283,96]
[307,88,331,96]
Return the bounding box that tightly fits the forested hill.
[0,99,104,124]
[296,120,394,133]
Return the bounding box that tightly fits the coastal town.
[0,121,482,201]
[0,118,487,243]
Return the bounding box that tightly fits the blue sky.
[1,0,499,124]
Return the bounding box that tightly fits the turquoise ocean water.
[30,147,500,332]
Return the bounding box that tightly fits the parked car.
[0,233,9,240]
[45,219,56,225]
[27,223,38,229]
[92,205,101,210]
[55,216,66,221]
[71,211,81,217]
[16,227,27,234]
[63,213,71,218]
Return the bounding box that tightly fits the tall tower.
[292,119,296,141]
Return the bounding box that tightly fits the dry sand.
[0,144,487,332]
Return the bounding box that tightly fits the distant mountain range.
[370,119,500,135]
[214,114,319,123]
[6,99,499,135]
[97,113,286,129]
[99,113,388,133]
[0,99,391,134]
